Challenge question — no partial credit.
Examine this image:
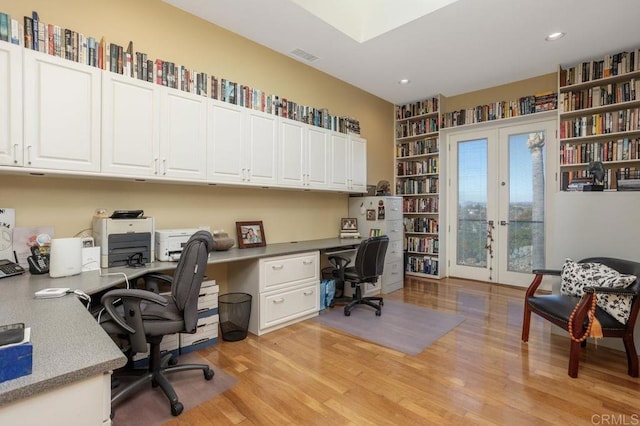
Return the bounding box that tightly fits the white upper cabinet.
[23,50,101,172]
[102,75,207,180]
[279,118,306,188]
[279,119,329,189]
[208,100,246,183]
[328,131,367,192]
[208,101,277,185]
[159,88,207,180]
[349,134,367,192]
[245,110,278,186]
[102,73,160,176]
[0,42,22,167]
[305,126,329,189]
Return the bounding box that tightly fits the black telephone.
[0,259,25,278]
[27,247,49,274]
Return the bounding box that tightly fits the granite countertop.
[0,237,358,406]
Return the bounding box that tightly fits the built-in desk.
[0,237,360,423]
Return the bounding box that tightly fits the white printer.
[93,216,155,268]
[155,227,210,262]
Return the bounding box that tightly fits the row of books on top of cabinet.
[559,78,640,113]
[559,108,640,139]
[560,138,640,165]
[560,48,640,87]
[440,92,557,128]
[395,97,439,120]
[0,10,360,134]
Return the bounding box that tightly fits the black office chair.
[327,235,389,316]
[100,230,215,417]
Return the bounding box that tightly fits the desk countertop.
[0,237,359,406]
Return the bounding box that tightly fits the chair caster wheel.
[375,310,381,316]
[380,300,384,306]
[204,368,215,380]
[344,309,351,316]
[171,401,184,416]
[168,355,178,366]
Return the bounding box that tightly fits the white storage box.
[180,314,219,354]
[198,280,219,314]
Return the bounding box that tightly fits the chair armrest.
[139,273,173,293]
[328,255,351,269]
[531,269,561,276]
[584,286,639,296]
[101,289,168,334]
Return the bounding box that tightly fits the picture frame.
[236,221,266,249]
[366,209,376,221]
[340,218,358,232]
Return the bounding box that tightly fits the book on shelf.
[0,13,8,42]
[23,16,32,49]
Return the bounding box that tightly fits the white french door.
[447,119,556,287]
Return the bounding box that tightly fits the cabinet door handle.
[163,159,167,175]
[13,143,18,163]
[154,158,159,174]
[272,298,285,304]
[271,264,284,270]
[27,145,32,165]
[302,260,313,265]
[303,290,314,296]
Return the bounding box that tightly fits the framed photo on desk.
[236,221,266,248]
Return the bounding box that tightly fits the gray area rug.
[112,352,237,426]
[312,300,465,355]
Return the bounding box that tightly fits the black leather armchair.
[327,236,389,316]
[522,257,640,378]
[100,230,215,417]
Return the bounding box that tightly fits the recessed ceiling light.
[545,32,565,41]
[398,79,410,85]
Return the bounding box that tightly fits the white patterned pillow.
[560,258,637,324]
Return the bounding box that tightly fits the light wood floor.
[167,277,640,425]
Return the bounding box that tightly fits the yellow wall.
[0,0,394,243]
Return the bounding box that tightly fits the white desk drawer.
[260,251,319,292]
[261,283,318,329]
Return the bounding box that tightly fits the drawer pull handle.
[271,265,284,270]
[303,291,314,296]
[273,298,285,304]
[302,260,313,265]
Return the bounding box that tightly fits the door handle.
[500,220,509,226]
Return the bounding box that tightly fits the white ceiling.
[164,0,640,105]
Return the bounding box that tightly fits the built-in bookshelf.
[0,9,359,134]
[558,47,640,190]
[395,97,441,278]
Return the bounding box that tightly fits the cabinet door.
[0,42,22,166]
[102,73,159,176]
[328,132,349,190]
[208,100,245,183]
[160,88,207,180]
[23,50,100,172]
[306,126,329,188]
[279,117,305,187]
[349,134,367,192]
[246,110,278,185]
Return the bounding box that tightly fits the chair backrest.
[354,235,389,282]
[171,230,214,333]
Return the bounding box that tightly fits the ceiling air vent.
[290,48,318,63]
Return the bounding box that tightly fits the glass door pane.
[457,139,488,268]
[505,131,546,273]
